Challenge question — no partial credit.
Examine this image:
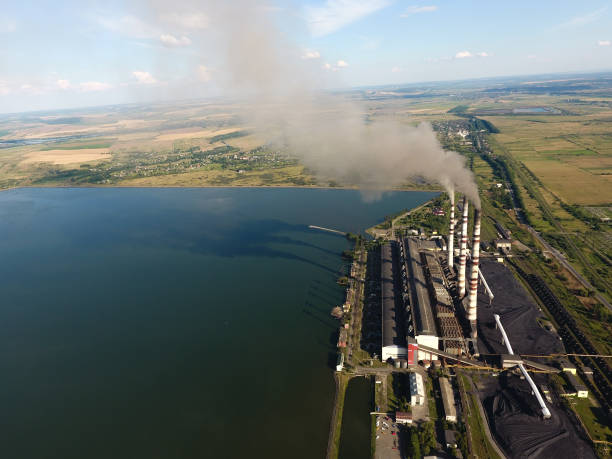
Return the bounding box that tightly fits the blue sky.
[1,0,611,113]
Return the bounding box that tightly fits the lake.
[0,187,436,458]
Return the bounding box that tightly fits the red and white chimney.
[457,196,469,297]
[448,192,455,269]
[468,208,481,338]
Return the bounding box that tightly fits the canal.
[338,376,373,459]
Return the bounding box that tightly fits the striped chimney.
[448,193,455,269]
[468,208,481,338]
[457,196,469,297]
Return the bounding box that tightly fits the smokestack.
[448,192,455,269]
[457,196,469,297]
[468,208,481,339]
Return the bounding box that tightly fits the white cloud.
[302,49,321,59]
[160,33,192,47]
[306,0,390,37]
[323,60,348,71]
[97,15,158,39]
[401,5,438,17]
[556,7,607,29]
[391,66,401,73]
[598,40,611,46]
[455,50,473,59]
[57,79,71,89]
[161,12,208,30]
[454,50,488,59]
[79,81,112,92]
[197,65,212,82]
[527,54,537,59]
[132,71,157,84]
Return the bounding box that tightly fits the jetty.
[308,225,347,236]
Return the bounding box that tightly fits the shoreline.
[0,183,444,193]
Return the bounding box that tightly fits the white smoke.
[148,0,481,206]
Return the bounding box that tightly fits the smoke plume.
[152,0,481,206]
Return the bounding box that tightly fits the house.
[395,411,413,424]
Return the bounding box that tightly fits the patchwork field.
[22,148,111,165]
[482,113,612,205]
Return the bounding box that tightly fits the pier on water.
[308,225,347,236]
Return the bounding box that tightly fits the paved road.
[526,226,612,312]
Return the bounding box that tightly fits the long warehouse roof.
[404,238,437,336]
[382,242,404,347]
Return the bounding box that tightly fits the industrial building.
[566,373,589,398]
[444,430,458,449]
[336,353,344,372]
[409,372,425,406]
[376,191,487,365]
[381,242,407,360]
[495,238,512,251]
[402,238,439,361]
[559,359,577,375]
[501,354,523,369]
[422,251,465,356]
[439,377,458,422]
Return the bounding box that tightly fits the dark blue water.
[0,187,436,458]
[338,377,373,459]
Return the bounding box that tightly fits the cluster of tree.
[406,422,436,458]
[469,117,500,134]
[208,130,249,143]
[489,185,514,209]
[448,105,469,114]
[559,202,602,230]
[36,167,111,185]
[345,232,363,243]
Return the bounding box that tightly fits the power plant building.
[403,238,439,360]
[381,242,407,360]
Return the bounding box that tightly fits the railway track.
[515,267,612,411]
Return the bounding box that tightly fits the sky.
[1,0,611,113]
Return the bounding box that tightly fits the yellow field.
[21,148,111,165]
[484,114,612,205]
[153,127,244,142]
[523,159,612,205]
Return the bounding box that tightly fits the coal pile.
[477,259,562,356]
[479,374,595,459]
[473,260,595,458]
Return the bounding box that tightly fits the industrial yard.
[329,187,611,459]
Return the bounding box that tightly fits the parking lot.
[374,415,402,459]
